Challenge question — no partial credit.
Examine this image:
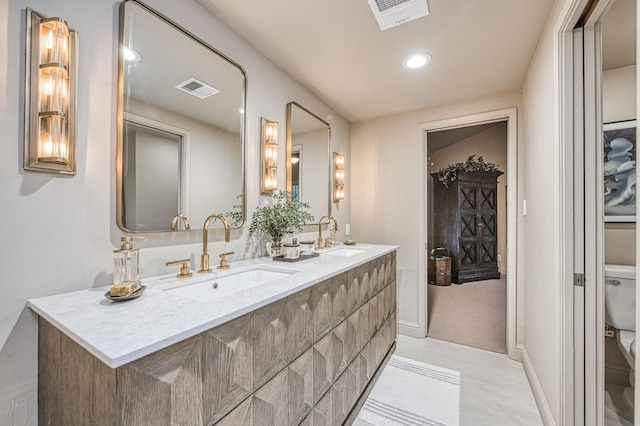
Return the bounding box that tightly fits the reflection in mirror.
[286,102,331,223]
[123,115,185,231]
[117,0,246,233]
[291,145,302,200]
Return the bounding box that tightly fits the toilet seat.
[617,330,636,369]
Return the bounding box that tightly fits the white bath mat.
[357,355,460,426]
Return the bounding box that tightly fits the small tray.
[104,285,146,302]
[344,240,357,245]
[273,252,320,262]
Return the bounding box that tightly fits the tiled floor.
[354,335,542,426]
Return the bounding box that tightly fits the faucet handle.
[218,252,234,270]
[166,259,193,278]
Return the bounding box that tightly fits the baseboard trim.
[508,343,524,363]
[521,345,555,425]
[397,320,421,338]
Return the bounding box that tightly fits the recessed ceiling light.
[123,47,141,62]
[403,53,431,70]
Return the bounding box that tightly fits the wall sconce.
[24,9,78,174]
[333,152,345,202]
[261,117,278,194]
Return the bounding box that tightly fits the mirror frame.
[285,101,332,223]
[116,0,247,234]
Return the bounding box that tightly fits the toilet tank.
[605,264,636,331]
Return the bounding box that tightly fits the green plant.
[248,190,314,244]
[225,194,244,227]
[436,155,502,187]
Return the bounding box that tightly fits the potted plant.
[435,155,502,187]
[248,190,314,256]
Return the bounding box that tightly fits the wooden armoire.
[431,170,503,284]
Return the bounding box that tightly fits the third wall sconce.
[333,152,345,202]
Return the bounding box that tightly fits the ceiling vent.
[174,78,220,99]
[366,0,429,31]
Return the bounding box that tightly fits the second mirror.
[286,102,331,223]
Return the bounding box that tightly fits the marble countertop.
[28,243,397,369]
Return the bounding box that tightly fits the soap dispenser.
[113,236,146,285]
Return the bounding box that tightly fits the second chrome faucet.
[199,214,231,273]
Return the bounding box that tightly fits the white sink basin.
[326,248,367,257]
[164,266,294,302]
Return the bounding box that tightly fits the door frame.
[557,0,620,424]
[419,107,521,360]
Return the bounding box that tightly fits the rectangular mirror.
[117,0,246,233]
[286,102,331,223]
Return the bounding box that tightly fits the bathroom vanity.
[29,244,397,425]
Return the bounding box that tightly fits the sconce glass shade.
[261,117,279,194]
[38,114,68,164]
[24,9,77,174]
[333,152,345,202]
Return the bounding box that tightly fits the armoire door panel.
[459,241,478,265]
[479,214,497,237]
[479,186,497,210]
[460,213,478,238]
[459,186,477,210]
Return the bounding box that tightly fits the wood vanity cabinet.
[38,252,397,426]
[431,171,502,283]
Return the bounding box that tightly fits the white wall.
[350,91,522,336]
[603,65,636,266]
[519,0,575,423]
[0,0,350,423]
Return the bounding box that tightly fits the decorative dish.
[104,285,146,302]
[344,239,357,245]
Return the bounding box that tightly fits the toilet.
[605,264,636,412]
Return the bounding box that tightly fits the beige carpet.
[427,278,507,353]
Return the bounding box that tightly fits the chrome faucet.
[317,215,338,249]
[199,214,230,273]
[170,214,190,230]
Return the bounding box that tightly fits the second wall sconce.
[24,8,78,174]
[333,152,345,202]
[261,117,278,194]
